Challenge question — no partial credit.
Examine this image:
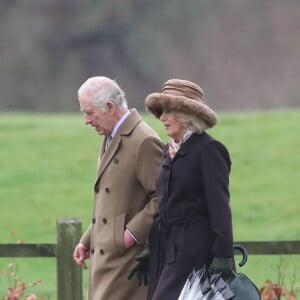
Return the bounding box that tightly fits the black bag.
[227,244,260,299]
[228,272,260,300]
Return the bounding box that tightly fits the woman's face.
[160,110,184,142]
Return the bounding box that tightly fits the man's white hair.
[78,76,128,111]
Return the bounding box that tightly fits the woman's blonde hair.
[175,111,209,133]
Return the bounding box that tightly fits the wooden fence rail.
[234,240,300,255]
[0,217,299,300]
[0,217,83,300]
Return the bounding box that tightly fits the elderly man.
[73,76,164,300]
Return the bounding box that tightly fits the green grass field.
[0,110,299,298]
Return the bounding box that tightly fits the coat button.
[94,186,99,193]
[92,217,96,224]
[91,248,95,255]
[102,218,107,224]
[113,157,119,164]
[105,187,110,193]
[100,249,104,255]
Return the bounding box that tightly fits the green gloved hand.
[127,248,150,286]
[209,257,234,276]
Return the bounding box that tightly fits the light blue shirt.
[110,110,130,138]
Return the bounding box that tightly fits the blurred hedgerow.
[0,229,45,300]
[0,262,43,300]
[260,258,298,300]
[260,279,297,300]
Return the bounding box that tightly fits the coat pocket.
[114,212,127,255]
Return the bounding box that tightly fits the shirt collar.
[111,110,130,138]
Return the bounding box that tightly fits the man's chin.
[95,128,104,135]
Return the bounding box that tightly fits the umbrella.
[178,267,235,300]
[178,245,260,300]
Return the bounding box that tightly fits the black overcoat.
[148,132,234,300]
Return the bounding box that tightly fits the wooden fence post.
[56,217,83,300]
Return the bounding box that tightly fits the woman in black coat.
[145,79,235,300]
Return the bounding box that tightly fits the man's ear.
[106,100,116,115]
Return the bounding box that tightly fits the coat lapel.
[96,135,122,179]
[95,109,142,182]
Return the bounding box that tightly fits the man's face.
[79,92,115,136]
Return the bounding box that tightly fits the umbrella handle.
[234,244,248,267]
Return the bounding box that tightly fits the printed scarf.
[168,130,193,159]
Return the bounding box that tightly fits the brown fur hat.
[145,79,218,128]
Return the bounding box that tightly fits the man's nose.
[84,114,92,125]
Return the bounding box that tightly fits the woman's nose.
[160,112,166,121]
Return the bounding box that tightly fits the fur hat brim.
[145,93,218,128]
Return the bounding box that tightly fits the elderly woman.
[145,79,235,300]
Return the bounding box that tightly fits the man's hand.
[127,248,150,286]
[73,242,90,269]
[124,229,136,248]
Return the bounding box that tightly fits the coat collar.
[163,133,205,165]
[162,142,188,167]
[96,109,142,180]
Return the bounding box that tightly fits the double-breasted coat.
[80,109,164,300]
[148,132,234,300]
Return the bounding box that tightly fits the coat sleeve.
[201,139,234,257]
[80,224,91,248]
[126,136,164,245]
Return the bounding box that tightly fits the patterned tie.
[105,135,112,151]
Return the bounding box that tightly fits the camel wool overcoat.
[80,109,164,300]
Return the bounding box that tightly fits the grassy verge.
[0,110,299,298]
